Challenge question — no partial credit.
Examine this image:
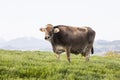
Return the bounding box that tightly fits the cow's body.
[40,24,95,62]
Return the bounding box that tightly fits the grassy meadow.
[0,50,120,80]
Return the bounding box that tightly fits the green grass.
[0,50,120,80]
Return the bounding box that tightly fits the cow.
[40,24,95,62]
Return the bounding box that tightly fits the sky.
[0,0,120,41]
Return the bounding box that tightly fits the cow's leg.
[66,47,71,62]
[53,46,60,60]
[85,53,90,61]
[85,44,94,61]
[85,49,91,61]
[54,53,60,59]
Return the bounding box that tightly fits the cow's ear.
[54,28,60,33]
[40,28,46,32]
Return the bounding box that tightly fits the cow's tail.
[91,47,94,54]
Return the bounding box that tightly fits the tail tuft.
[91,47,94,54]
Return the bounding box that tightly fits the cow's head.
[40,24,60,41]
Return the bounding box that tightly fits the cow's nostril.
[45,37,47,40]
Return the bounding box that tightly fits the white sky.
[0,0,120,41]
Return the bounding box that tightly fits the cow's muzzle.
[45,35,50,40]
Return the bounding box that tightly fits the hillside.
[0,37,120,53]
[0,50,120,80]
[0,37,52,51]
[94,40,120,53]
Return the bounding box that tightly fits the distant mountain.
[94,40,120,53]
[0,38,6,43]
[0,37,52,51]
[0,37,120,53]
[0,38,6,48]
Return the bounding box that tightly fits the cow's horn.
[54,28,60,33]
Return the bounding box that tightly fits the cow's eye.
[49,31,53,36]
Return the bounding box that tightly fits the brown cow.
[40,24,95,62]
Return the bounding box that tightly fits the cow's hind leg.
[81,52,90,61]
[81,50,89,61]
[84,49,91,61]
[85,54,90,61]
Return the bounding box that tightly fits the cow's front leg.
[54,53,60,60]
[53,46,60,60]
[66,47,71,62]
